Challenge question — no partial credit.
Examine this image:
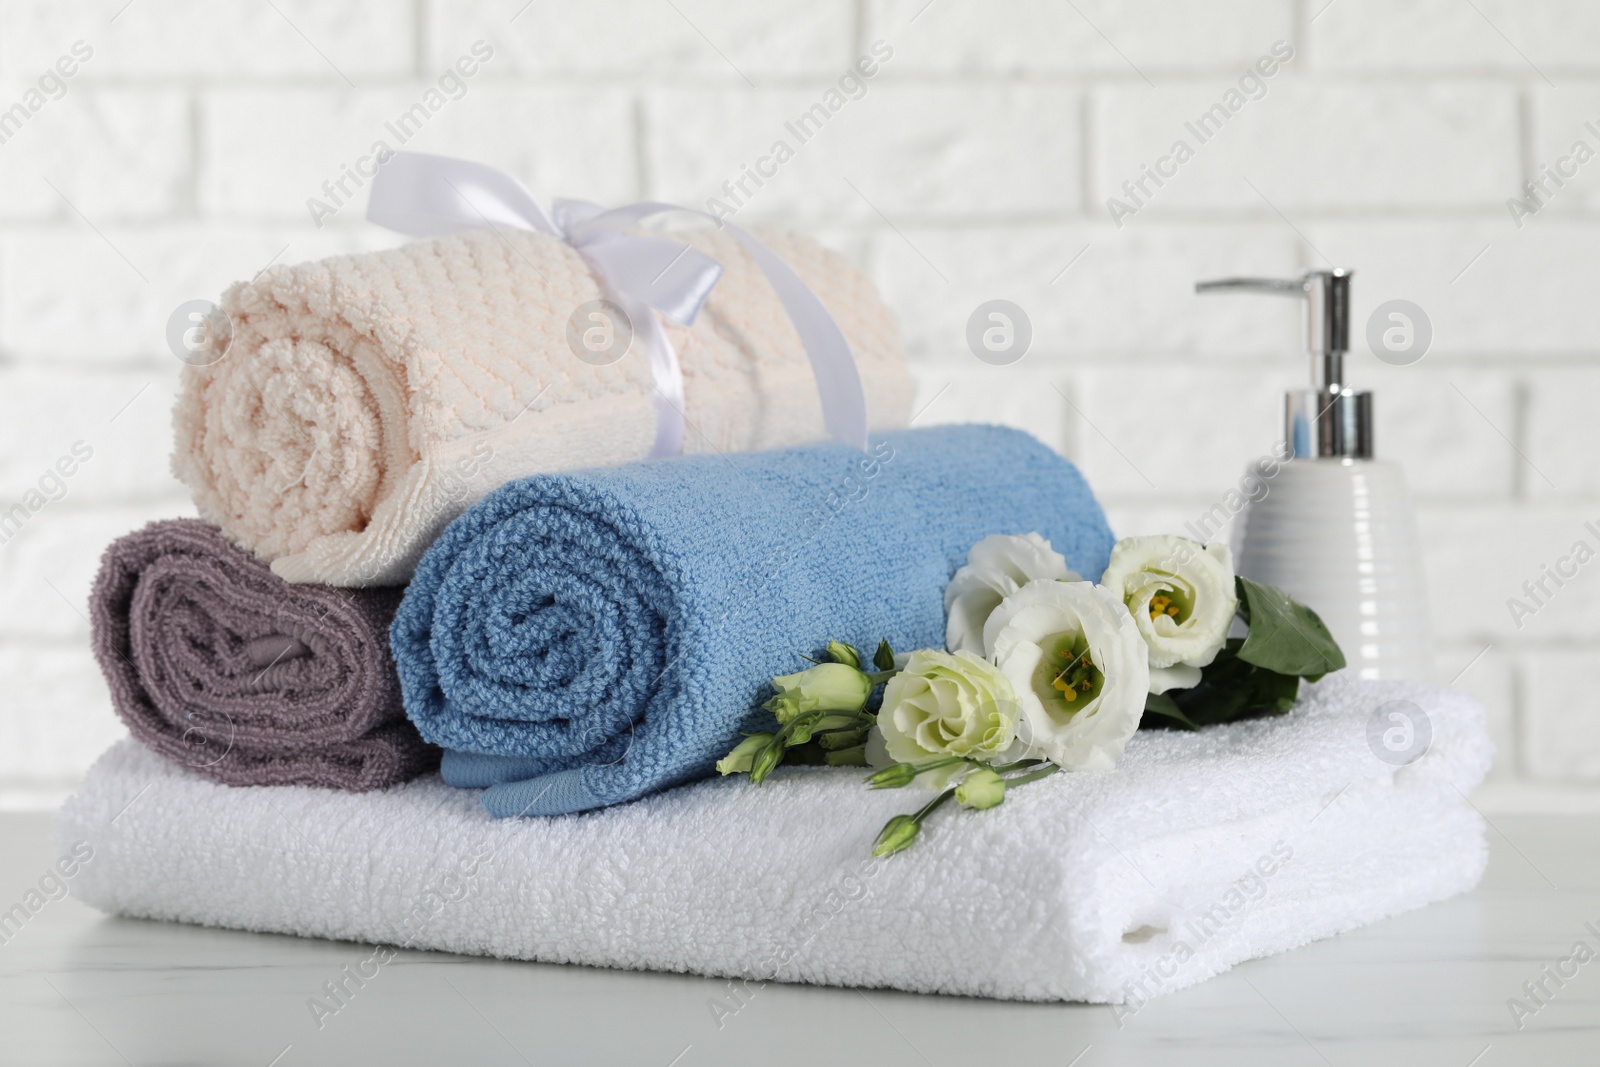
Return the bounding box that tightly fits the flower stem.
[1002,764,1060,789]
[912,756,976,779]
[814,711,876,731]
[913,786,958,822]
[877,763,1058,857]
[867,754,975,789]
[989,758,1046,774]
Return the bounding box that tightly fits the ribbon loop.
[367,151,558,237]
[577,237,722,326]
[367,151,868,456]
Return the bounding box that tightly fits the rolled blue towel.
[391,424,1114,816]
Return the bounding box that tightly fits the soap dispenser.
[1195,269,1432,682]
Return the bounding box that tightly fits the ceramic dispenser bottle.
[1195,269,1433,682]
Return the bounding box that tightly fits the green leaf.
[823,744,868,767]
[1234,576,1346,679]
[1141,642,1301,730]
[816,726,869,751]
[873,639,896,673]
[1140,691,1200,731]
[1135,575,1340,734]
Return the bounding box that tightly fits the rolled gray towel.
[90,519,437,791]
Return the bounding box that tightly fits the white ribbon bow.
[366,151,868,457]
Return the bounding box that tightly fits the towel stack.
[69,215,1493,1005]
[92,221,927,795]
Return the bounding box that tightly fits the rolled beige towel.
[172,226,914,586]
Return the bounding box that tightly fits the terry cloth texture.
[59,677,1492,1004]
[391,424,1115,817]
[90,519,437,791]
[171,225,916,588]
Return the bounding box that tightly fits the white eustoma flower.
[870,649,1018,788]
[1099,535,1238,694]
[983,579,1149,771]
[944,533,1080,656]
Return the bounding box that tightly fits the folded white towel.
[58,677,1491,1003]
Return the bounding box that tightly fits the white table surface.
[1,811,1597,1066]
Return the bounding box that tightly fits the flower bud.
[770,663,873,717]
[872,814,921,857]
[826,640,862,669]
[763,691,817,725]
[750,738,785,784]
[867,763,919,789]
[786,714,819,746]
[715,733,774,776]
[954,766,1006,810]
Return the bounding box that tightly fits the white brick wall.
[0,0,1595,811]
[1096,82,1520,211]
[648,84,1085,218]
[863,0,1295,73]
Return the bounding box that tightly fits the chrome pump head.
[1195,269,1371,459]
